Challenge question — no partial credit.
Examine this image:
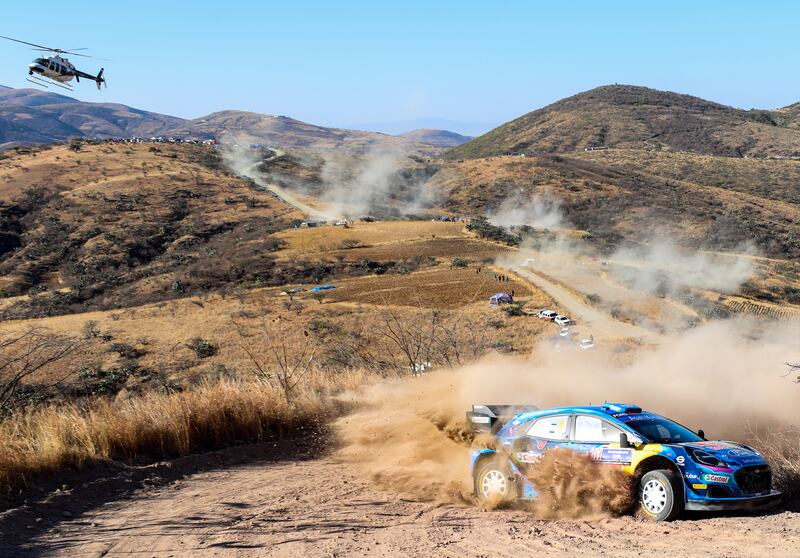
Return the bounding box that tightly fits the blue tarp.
[311,285,337,291]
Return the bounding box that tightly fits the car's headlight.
[688,448,727,468]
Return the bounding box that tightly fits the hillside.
[162,110,431,153]
[426,151,800,259]
[397,128,472,147]
[0,87,185,149]
[445,85,800,159]
[0,142,305,318]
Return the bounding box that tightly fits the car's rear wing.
[466,404,539,434]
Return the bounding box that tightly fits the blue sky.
[2,1,798,133]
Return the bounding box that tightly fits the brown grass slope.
[426,152,800,259]
[0,143,302,317]
[445,84,800,159]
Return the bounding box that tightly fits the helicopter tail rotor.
[95,68,106,90]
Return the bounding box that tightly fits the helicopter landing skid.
[26,75,73,91]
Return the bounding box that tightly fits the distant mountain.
[0,87,185,150]
[162,110,428,153]
[350,117,497,137]
[445,84,800,159]
[397,128,472,147]
[0,87,431,153]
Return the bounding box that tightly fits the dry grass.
[323,237,510,263]
[751,429,800,501]
[273,221,469,257]
[0,264,554,388]
[0,143,302,309]
[324,266,545,309]
[0,370,365,498]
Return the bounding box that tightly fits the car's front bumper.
[685,490,781,511]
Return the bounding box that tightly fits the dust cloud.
[488,194,565,230]
[318,148,437,219]
[336,319,799,517]
[219,135,261,178]
[608,241,757,295]
[487,192,759,296]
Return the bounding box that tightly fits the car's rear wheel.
[474,458,517,503]
[639,469,684,521]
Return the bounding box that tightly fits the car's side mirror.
[698,429,705,440]
[619,432,631,449]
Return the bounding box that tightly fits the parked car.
[554,315,571,326]
[577,337,595,349]
[538,310,557,321]
[467,404,780,521]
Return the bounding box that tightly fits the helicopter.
[1,35,107,91]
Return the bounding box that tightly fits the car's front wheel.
[474,458,517,503]
[639,469,684,521]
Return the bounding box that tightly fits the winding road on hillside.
[247,149,335,221]
[6,444,798,557]
[511,266,656,341]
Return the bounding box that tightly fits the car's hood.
[673,440,767,467]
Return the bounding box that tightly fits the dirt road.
[248,150,334,221]
[4,444,797,558]
[512,267,656,341]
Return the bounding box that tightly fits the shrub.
[108,342,144,359]
[503,303,525,317]
[339,238,364,249]
[466,217,521,246]
[82,320,101,339]
[186,338,218,358]
[68,137,83,152]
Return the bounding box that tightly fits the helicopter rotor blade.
[2,36,107,59]
[0,35,59,51]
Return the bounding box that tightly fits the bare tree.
[233,319,320,403]
[0,327,80,412]
[785,362,800,383]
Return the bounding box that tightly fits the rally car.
[468,403,780,521]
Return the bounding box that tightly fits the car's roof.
[514,403,648,422]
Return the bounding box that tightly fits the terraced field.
[323,265,545,309]
[724,298,800,321]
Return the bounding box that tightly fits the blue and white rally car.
[468,403,781,521]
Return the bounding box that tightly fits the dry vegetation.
[425,153,800,261]
[324,266,542,309]
[1,131,798,513]
[0,143,304,318]
[0,372,361,499]
[0,257,553,499]
[272,220,468,257]
[444,84,800,160]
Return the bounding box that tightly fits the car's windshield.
[623,416,703,443]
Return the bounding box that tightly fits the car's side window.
[573,415,623,442]
[527,415,569,440]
